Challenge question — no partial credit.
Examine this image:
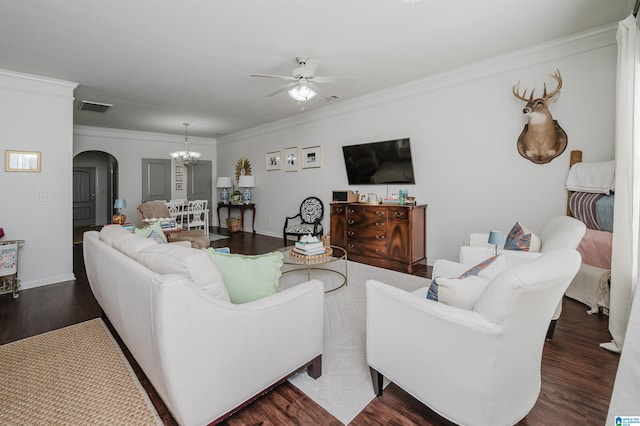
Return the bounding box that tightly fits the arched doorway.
[73,151,118,240]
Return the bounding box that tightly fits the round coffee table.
[279,245,347,293]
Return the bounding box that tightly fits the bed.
[564,150,614,314]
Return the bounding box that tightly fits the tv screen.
[342,138,415,185]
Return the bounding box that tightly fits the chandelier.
[170,123,201,165]
[288,79,316,102]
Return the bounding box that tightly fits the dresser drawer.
[346,215,388,229]
[347,205,387,219]
[346,227,388,244]
[388,207,409,221]
[346,242,387,259]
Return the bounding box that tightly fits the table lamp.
[217,176,232,203]
[238,175,255,204]
[113,199,127,225]
[488,230,504,256]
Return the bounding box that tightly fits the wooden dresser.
[330,202,426,273]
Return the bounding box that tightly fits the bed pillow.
[427,255,506,309]
[504,222,540,252]
[204,249,283,304]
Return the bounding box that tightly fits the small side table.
[217,203,256,233]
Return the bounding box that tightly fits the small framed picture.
[176,183,183,190]
[302,146,322,169]
[176,166,184,174]
[266,151,281,171]
[176,174,184,182]
[359,193,368,202]
[284,147,298,172]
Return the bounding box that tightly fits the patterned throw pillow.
[426,255,507,309]
[134,221,168,244]
[503,222,531,251]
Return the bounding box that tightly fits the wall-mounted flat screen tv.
[342,138,415,185]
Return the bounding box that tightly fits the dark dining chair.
[283,197,324,246]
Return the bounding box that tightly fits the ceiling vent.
[79,100,113,113]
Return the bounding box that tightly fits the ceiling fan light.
[288,83,316,102]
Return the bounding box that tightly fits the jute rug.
[280,260,430,424]
[0,318,162,425]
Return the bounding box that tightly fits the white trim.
[19,273,77,291]
[74,125,217,147]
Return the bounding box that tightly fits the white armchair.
[459,216,586,338]
[366,249,581,426]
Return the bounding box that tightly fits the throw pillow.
[427,255,506,309]
[504,222,531,251]
[203,249,283,304]
[134,221,168,244]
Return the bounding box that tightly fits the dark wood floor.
[0,228,619,425]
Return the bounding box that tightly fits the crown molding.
[0,68,78,98]
[74,125,217,147]
[219,22,617,145]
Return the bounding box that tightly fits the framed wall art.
[266,151,281,171]
[176,183,183,190]
[302,146,322,169]
[176,165,184,174]
[176,174,184,182]
[5,150,41,172]
[284,147,298,172]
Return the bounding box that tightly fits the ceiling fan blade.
[266,83,297,97]
[250,73,297,81]
[312,76,356,84]
[308,82,321,93]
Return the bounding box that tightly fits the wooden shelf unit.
[330,202,426,273]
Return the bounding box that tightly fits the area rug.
[279,261,430,424]
[210,233,230,241]
[0,318,162,425]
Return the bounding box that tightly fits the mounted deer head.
[512,69,567,164]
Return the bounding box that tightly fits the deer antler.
[513,69,562,102]
[512,81,533,102]
[542,69,562,100]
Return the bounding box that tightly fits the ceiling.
[0,0,634,139]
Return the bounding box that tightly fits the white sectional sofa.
[83,225,324,425]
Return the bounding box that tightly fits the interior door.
[187,160,213,223]
[73,167,96,227]
[142,158,171,203]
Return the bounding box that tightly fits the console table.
[217,203,256,233]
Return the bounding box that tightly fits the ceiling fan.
[250,56,353,102]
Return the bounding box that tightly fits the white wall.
[217,25,617,263]
[0,70,78,289]
[74,126,218,226]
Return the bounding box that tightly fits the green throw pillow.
[134,221,168,244]
[203,248,283,303]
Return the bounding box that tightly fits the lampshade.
[238,175,255,188]
[113,199,127,209]
[288,82,316,102]
[216,176,232,188]
[488,230,504,245]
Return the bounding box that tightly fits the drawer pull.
[347,209,355,214]
[347,243,355,248]
[376,222,385,227]
[347,220,355,225]
[336,208,344,213]
[375,235,385,240]
[347,231,355,237]
[375,249,385,254]
[394,212,404,218]
[375,211,384,217]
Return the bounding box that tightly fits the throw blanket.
[566,160,615,194]
[577,229,613,270]
[569,192,602,230]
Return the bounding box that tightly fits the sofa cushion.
[426,255,506,309]
[134,221,168,244]
[99,224,132,246]
[204,249,283,304]
[137,244,230,302]
[112,232,158,258]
